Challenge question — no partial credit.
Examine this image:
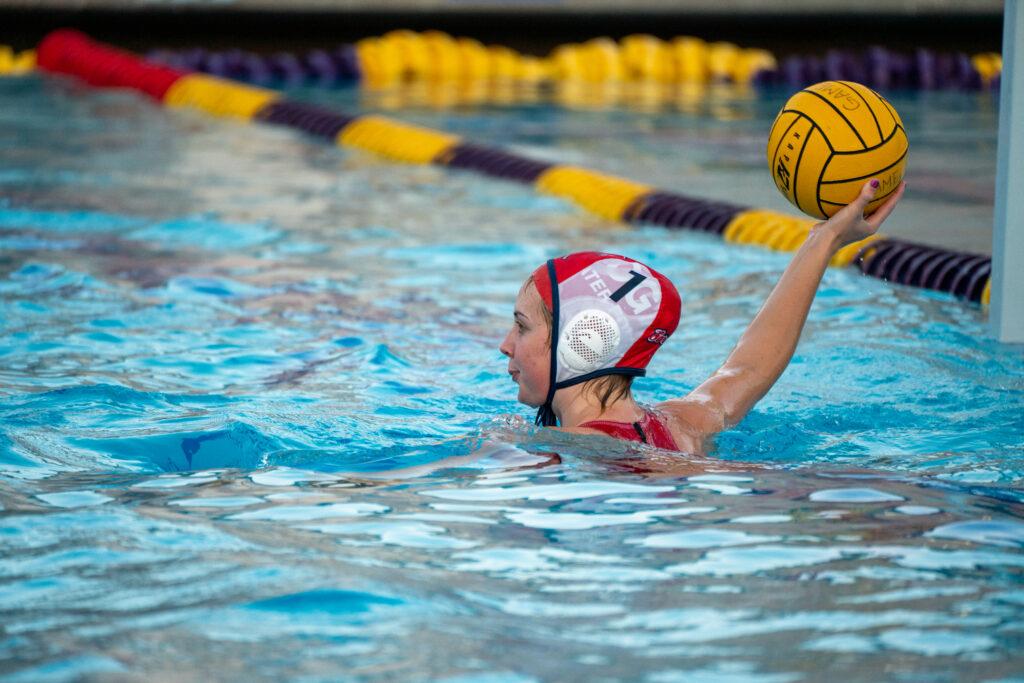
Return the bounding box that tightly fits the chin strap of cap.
[535,259,560,427]
[535,403,557,427]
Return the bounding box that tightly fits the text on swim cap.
[583,266,653,315]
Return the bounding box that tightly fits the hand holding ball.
[767,80,908,219]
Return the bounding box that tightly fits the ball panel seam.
[830,124,906,156]
[800,88,868,149]
[819,179,904,206]
[820,146,909,186]
[816,146,833,219]
[835,79,884,142]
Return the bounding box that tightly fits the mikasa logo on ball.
[815,82,862,111]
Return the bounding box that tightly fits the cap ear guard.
[557,309,621,374]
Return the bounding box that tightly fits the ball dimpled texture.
[767,80,908,219]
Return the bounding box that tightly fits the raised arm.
[659,179,906,443]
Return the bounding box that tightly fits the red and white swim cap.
[530,252,681,425]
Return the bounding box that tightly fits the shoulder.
[652,400,723,454]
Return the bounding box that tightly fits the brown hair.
[522,275,634,413]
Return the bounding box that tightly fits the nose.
[499,326,514,358]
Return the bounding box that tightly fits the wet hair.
[522,275,634,413]
[587,374,635,413]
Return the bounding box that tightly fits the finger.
[866,181,906,229]
[851,179,880,214]
[827,179,877,225]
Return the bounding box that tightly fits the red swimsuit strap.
[578,410,679,451]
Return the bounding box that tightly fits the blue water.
[1,75,1022,682]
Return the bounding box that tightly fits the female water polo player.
[500,179,906,454]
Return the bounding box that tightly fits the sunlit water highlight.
[0,77,1022,681]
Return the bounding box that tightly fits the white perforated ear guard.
[557,309,621,374]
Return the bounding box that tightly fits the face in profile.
[499,281,551,407]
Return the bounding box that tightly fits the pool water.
[1,75,1022,682]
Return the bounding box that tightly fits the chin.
[517,388,542,408]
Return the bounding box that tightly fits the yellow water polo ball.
[767,80,908,219]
